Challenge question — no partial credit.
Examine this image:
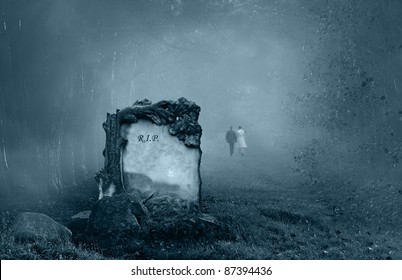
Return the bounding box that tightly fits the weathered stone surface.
[122,120,201,201]
[85,193,148,249]
[12,212,72,244]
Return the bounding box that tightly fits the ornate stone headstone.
[95,97,202,203]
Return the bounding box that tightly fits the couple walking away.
[226,126,247,156]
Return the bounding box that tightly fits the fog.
[1,0,402,197]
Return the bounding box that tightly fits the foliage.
[144,196,244,243]
[288,0,402,184]
[1,154,402,260]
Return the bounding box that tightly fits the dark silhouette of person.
[226,126,237,156]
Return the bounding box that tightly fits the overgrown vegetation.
[1,152,401,260]
[289,0,402,190]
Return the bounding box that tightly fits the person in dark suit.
[226,126,237,156]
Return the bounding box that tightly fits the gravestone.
[95,97,202,203]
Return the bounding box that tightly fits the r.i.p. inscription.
[137,134,159,142]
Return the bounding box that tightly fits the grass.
[0,210,104,260]
[1,150,402,259]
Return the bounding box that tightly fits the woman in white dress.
[237,126,247,156]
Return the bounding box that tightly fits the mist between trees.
[0,0,401,196]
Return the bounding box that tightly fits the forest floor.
[1,150,402,260]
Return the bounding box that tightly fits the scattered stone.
[11,212,72,244]
[68,211,91,234]
[85,193,148,251]
[72,210,92,220]
[197,213,218,225]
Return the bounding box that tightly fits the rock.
[72,210,92,220]
[85,193,148,251]
[68,211,91,234]
[12,212,72,244]
[198,213,218,225]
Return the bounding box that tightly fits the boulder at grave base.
[12,212,72,244]
[85,193,148,250]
